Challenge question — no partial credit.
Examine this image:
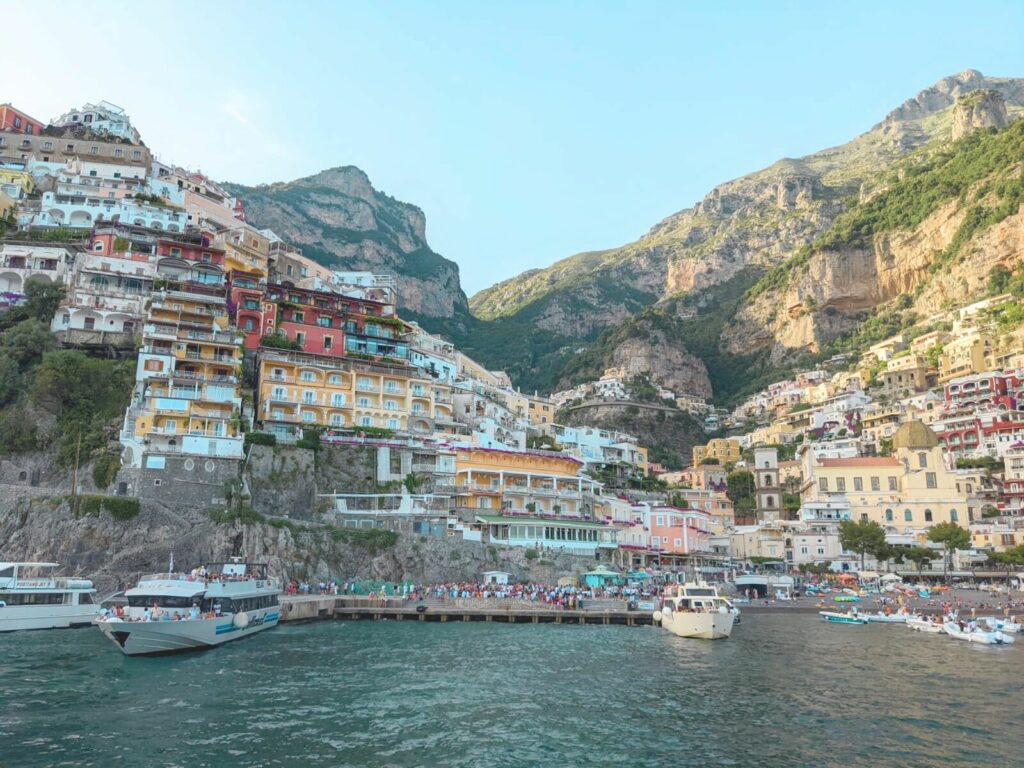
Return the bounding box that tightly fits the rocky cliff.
[466,70,1024,399]
[725,105,1024,362]
[224,167,469,318]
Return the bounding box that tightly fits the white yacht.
[652,582,736,640]
[96,558,281,656]
[0,562,99,632]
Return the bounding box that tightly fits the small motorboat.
[906,616,944,633]
[977,616,1021,634]
[943,622,1015,645]
[820,611,868,625]
[834,595,860,603]
[863,611,908,624]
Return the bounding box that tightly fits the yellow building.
[455,446,598,518]
[0,168,35,198]
[0,190,15,222]
[938,333,993,384]
[121,285,244,467]
[693,437,742,467]
[801,421,969,533]
[221,225,270,277]
[256,350,455,439]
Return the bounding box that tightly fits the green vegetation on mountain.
[750,118,1024,299]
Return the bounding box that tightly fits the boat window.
[0,592,66,605]
[0,566,14,578]
[202,597,233,613]
[127,595,198,608]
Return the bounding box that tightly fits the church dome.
[892,419,939,450]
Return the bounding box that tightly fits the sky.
[3,2,1024,295]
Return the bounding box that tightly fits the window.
[201,252,212,263]
[651,536,660,548]
[836,478,846,492]
[854,477,863,491]
[655,515,664,527]
[90,146,98,155]
[357,397,370,407]
[295,332,305,346]
[885,509,893,522]
[918,452,928,468]
[765,496,774,508]
[323,336,333,350]
[271,387,286,400]
[925,472,937,489]
[385,400,398,411]
[300,371,315,382]
[13,116,21,128]
[950,509,958,522]
[331,393,346,407]
[360,416,373,427]
[763,474,772,486]
[84,317,95,330]
[170,247,182,257]
[132,150,142,160]
[318,316,332,327]
[800,546,808,555]
[114,148,124,158]
[302,412,315,423]
[302,390,317,404]
[387,418,399,430]
[328,375,343,385]
[819,478,829,492]
[871,477,880,491]
[43,140,53,150]
[888,477,898,491]
[293,311,304,323]
[66,144,75,151]
[244,318,255,331]
[924,509,933,522]
[904,509,913,522]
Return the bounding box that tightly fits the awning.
[858,570,880,579]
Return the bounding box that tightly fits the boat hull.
[819,611,868,624]
[97,609,280,655]
[906,618,944,633]
[0,605,100,632]
[659,610,735,640]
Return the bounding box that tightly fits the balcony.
[383,386,406,396]
[356,383,379,392]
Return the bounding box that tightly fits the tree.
[699,457,720,465]
[0,355,21,406]
[1,319,56,369]
[904,546,936,576]
[726,470,756,514]
[23,281,64,323]
[838,519,887,572]
[927,522,971,582]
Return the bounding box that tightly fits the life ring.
[233,611,250,629]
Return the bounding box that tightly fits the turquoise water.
[1,614,1020,767]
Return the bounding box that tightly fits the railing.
[356,383,379,392]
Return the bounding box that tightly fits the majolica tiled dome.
[892,420,939,450]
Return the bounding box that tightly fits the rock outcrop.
[604,331,712,398]
[951,89,1009,139]
[224,167,469,318]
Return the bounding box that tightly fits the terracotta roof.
[819,457,901,467]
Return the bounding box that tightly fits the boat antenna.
[168,552,174,578]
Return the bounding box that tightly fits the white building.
[51,101,142,144]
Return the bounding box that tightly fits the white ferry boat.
[0,562,99,632]
[652,582,736,640]
[96,558,281,656]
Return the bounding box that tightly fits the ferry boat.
[96,558,281,656]
[652,582,736,640]
[0,562,99,632]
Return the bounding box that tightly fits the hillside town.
[2,98,1023,585]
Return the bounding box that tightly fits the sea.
[0,614,1019,768]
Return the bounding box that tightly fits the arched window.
[904,509,913,522]
[765,496,775,508]
[950,508,958,522]
[885,509,893,522]
[244,318,255,331]
[924,509,933,522]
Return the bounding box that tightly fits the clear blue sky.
[3,1,1024,295]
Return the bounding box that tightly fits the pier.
[280,595,655,626]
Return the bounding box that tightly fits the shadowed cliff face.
[223,167,469,318]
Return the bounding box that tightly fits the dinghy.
[820,611,868,625]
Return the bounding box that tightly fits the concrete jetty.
[280,595,656,626]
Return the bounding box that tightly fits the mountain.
[464,70,1024,399]
[223,166,469,318]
